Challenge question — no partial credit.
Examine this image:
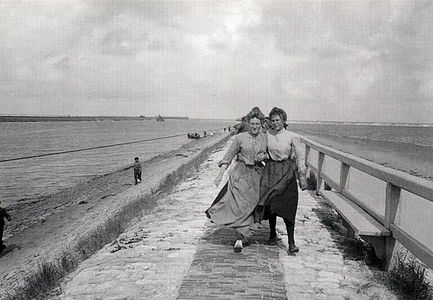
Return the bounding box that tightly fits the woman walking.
[206,107,268,253]
[256,107,308,253]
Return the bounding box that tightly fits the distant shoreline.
[0,115,189,122]
[286,120,433,127]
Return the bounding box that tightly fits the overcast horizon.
[1,1,432,122]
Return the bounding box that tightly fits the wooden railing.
[301,137,433,269]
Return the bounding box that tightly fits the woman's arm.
[214,136,241,186]
[291,134,308,190]
[214,164,228,186]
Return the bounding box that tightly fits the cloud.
[0,0,432,122]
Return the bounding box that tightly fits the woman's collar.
[248,131,260,138]
[268,128,284,135]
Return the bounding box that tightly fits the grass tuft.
[387,252,433,299]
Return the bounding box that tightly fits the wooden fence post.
[316,152,325,195]
[338,162,350,193]
[384,182,401,270]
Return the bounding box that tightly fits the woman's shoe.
[234,240,243,253]
[289,244,299,253]
[242,237,252,247]
[268,237,277,246]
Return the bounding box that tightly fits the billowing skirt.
[255,160,298,224]
[205,162,262,237]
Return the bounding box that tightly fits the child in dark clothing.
[133,157,142,185]
[0,200,12,252]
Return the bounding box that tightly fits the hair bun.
[246,106,265,121]
[269,107,287,122]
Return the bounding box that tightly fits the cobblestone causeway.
[176,224,287,300]
[275,191,396,299]
[55,143,230,300]
[55,138,397,299]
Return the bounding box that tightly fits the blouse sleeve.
[290,134,307,174]
[218,136,240,167]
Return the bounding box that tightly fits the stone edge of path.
[1,134,231,300]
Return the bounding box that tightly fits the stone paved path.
[55,138,397,300]
[276,191,396,299]
[177,225,287,299]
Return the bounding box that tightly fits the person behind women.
[206,107,268,253]
[256,107,308,253]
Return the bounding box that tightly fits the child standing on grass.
[133,157,142,185]
[0,200,12,253]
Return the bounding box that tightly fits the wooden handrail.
[302,136,433,269]
[301,137,433,202]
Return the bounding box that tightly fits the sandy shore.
[0,133,230,299]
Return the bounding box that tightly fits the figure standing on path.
[0,200,12,253]
[256,107,308,253]
[206,107,268,253]
[133,157,142,185]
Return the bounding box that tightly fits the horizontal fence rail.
[301,137,433,269]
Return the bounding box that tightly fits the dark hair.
[246,106,265,122]
[269,107,287,122]
[134,157,139,160]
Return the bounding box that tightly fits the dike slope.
[0,132,230,299]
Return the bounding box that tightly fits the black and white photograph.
[1,1,432,299]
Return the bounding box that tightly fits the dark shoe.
[268,237,277,246]
[242,237,253,247]
[289,244,299,253]
[234,240,243,253]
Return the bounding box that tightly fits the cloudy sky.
[1,1,432,122]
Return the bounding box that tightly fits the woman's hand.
[214,174,223,187]
[256,152,268,162]
[299,173,308,191]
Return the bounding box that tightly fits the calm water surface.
[0,119,234,206]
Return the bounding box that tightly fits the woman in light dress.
[256,107,308,253]
[206,107,268,252]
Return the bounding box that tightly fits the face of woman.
[249,117,261,135]
[270,114,284,131]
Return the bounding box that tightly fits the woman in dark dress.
[206,107,268,252]
[256,107,308,253]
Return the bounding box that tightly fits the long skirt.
[255,160,298,224]
[205,162,262,237]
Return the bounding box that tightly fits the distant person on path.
[206,107,268,253]
[256,107,308,253]
[0,200,12,253]
[133,157,142,185]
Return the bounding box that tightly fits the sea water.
[0,119,234,206]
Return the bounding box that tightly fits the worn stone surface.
[176,224,287,300]
[276,190,397,300]
[54,137,399,299]
[55,142,231,300]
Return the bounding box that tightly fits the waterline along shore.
[0,132,230,299]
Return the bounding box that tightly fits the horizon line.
[0,114,432,125]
